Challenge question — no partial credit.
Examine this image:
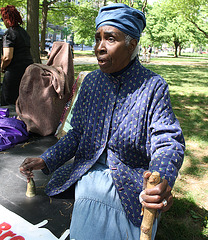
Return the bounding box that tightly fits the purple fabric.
[0,108,9,118]
[0,108,29,151]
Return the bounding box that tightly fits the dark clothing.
[148,46,152,53]
[3,26,33,69]
[1,63,30,105]
[1,26,33,105]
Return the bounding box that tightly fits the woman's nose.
[96,40,106,52]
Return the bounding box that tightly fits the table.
[0,106,74,239]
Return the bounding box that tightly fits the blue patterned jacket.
[41,58,185,227]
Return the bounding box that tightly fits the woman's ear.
[128,39,138,54]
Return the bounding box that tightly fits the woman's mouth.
[97,58,107,65]
[97,57,112,73]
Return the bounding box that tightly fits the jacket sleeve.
[148,79,185,188]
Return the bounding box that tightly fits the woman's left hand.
[140,171,173,212]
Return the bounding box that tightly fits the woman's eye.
[95,38,100,43]
[108,37,115,42]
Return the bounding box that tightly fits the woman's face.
[94,25,134,74]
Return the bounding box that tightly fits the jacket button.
[111,167,117,170]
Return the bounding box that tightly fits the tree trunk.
[27,0,41,63]
[103,0,107,6]
[40,0,49,53]
[179,45,182,56]
[174,44,178,57]
[40,0,59,53]
[173,40,180,58]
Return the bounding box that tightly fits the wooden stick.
[140,172,160,240]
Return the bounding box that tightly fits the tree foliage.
[0,0,207,57]
[68,2,98,46]
[0,0,27,9]
[142,0,207,56]
[67,0,146,46]
[170,0,208,38]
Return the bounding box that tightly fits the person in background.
[0,5,33,106]
[142,45,146,62]
[20,3,185,240]
[155,47,158,56]
[147,44,152,63]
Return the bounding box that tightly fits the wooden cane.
[140,172,161,240]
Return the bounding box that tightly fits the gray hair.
[125,34,139,60]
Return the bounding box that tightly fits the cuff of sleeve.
[42,167,50,175]
[139,190,145,203]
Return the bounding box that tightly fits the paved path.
[42,55,97,65]
[42,55,208,66]
[73,56,97,65]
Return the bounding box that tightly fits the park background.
[0,0,208,239]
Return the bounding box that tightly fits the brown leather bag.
[16,42,74,136]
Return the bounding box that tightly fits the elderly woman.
[0,5,33,105]
[20,4,185,240]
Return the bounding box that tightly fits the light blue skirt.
[69,155,159,240]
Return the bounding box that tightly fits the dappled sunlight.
[170,138,208,238]
[145,64,208,89]
[182,140,208,178]
[169,93,208,141]
[156,197,208,240]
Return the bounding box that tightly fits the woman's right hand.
[19,157,46,182]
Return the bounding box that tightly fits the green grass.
[143,64,208,141]
[167,52,208,58]
[141,60,208,239]
[145,56,208,63]
[74,50,95,56]
[74,56,208,239]
[74,64,98,79]
[156,198,208,240]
